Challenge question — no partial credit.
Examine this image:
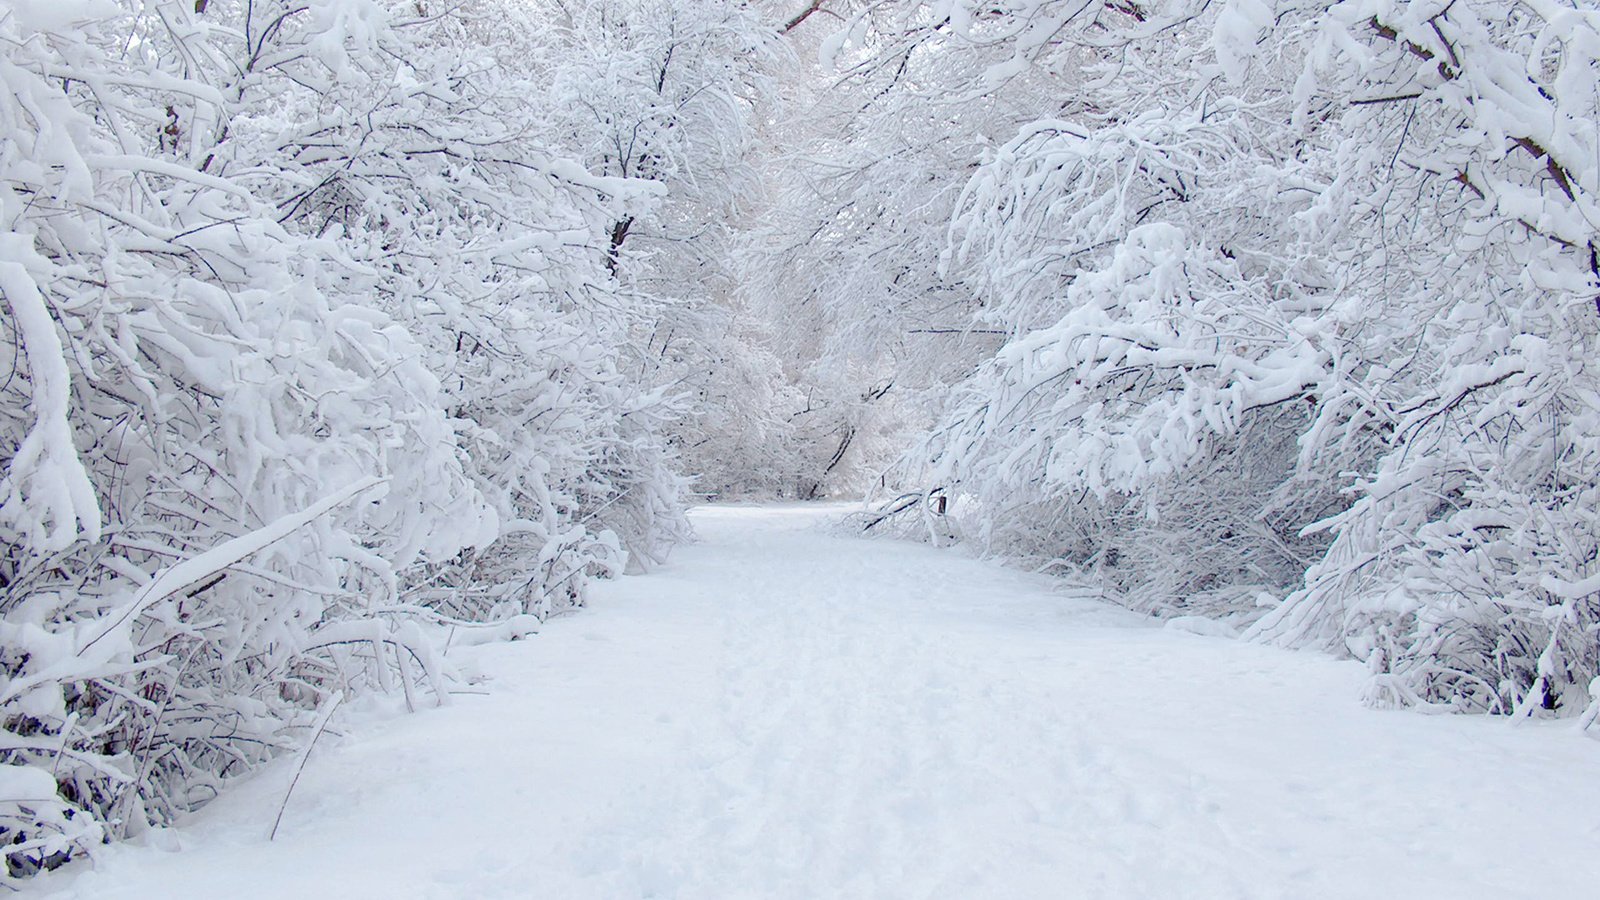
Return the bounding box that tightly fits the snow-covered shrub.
[1,0,690,879]
[1234,0,1600,717]
[232,0,691,588]
[0,0,488,875]
[926,223,1359,619]
[844,0,1600,715]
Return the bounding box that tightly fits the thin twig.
[269,691,343,841]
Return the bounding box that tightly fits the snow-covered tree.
[835,0,1600,715]
[526,0,816,504]
[1,0,692,878]
[738,1,1031,496]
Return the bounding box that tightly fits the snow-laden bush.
[229,0,691,584]
[1238,0,1600,718]
[1,0,688,879]
[849,0,1600,716]
[925,223,1360,620]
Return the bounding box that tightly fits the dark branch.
[782,1,830,34]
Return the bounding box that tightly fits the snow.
[58,476,387,674]
[24,504,1600,898]
[0,235,102,552]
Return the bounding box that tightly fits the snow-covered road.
[35,505,1600,898]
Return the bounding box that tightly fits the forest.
[3,0,1598,881]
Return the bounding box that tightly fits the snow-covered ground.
[29,505,1600,899]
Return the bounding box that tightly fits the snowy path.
[35,505,1600,899]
